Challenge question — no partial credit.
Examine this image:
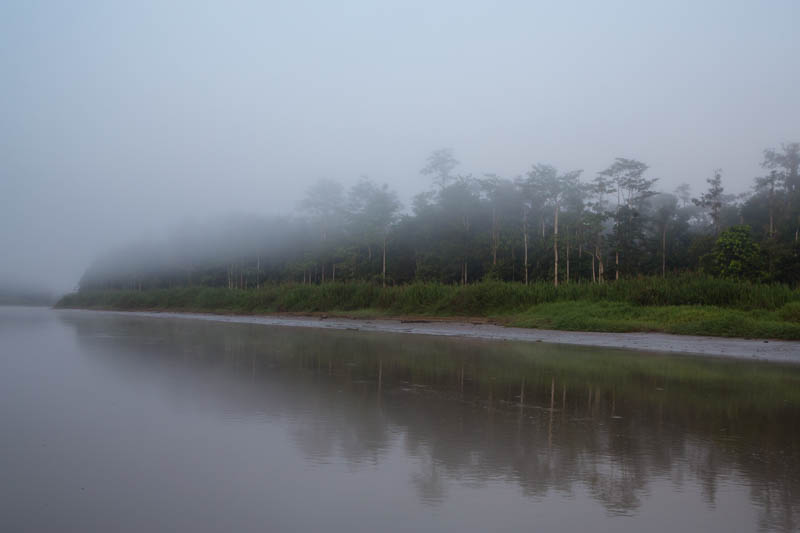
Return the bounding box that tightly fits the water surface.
[1,307,798,532]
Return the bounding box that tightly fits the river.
[1,306,798,532]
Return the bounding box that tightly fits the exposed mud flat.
[57,308,800,363]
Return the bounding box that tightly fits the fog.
[2,0,798,292]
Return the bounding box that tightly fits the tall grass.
[56,275,800,339]
[58,275,800,313]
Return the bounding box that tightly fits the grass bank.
[56,276,800,340]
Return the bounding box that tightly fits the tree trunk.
[566,226,570,284]
[524,230,529,285]
[596,245,605,283]
[768,186,774,237]
[615,251,619,280]
[553,203,559,287]
[492,206,498,266]
[523,213,529,285]
[382,236,387,288]
[591,252,596,283]
[332,263,336,282]
[661,225,666,278]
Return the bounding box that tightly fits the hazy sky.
[2,0,798,292]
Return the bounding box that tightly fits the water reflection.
[52,311,800,531]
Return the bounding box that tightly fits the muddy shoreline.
[55,308,800,363]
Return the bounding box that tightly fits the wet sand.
[56,309,800,363]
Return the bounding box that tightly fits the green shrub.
[54,274,800,339]
[778,301,800,323]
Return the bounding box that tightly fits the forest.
[77,142,800,291]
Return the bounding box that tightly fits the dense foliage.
[78,143,800,291]
[58,276,800,339]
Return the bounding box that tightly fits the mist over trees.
[79,143,800,291]
[0,285,56,306]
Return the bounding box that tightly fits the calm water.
[1,307,798,532]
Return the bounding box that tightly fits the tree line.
[79,143,800,291]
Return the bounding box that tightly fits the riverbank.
[54,308,800,362]
[56,279,800,340]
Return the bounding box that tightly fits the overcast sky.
[1,0,798,292]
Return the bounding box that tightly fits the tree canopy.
[79,143,800,291]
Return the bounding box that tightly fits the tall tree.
[753,171,781,238]
[478,175,518,274]
[650,193,679,277]
[437,176,482,284]
[586,175,615,282]
[674,183,692,208]
[599,158,657,278]
[763,143,800,195]
[300,179,346,281]
[347,178,401,286]
[514,175,534,284]
[77,141,800,290]
[527,164,582,286]
[421,148,459,190]
[762,143,800,241]
[692,169,725,235]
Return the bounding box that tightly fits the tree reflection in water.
[62,313,800,531]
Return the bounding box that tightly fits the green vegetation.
[709,225,764,281]
[63,143,800,340]
[57,275,800,339]
[510,301,800,339]
[78,143,800,292]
